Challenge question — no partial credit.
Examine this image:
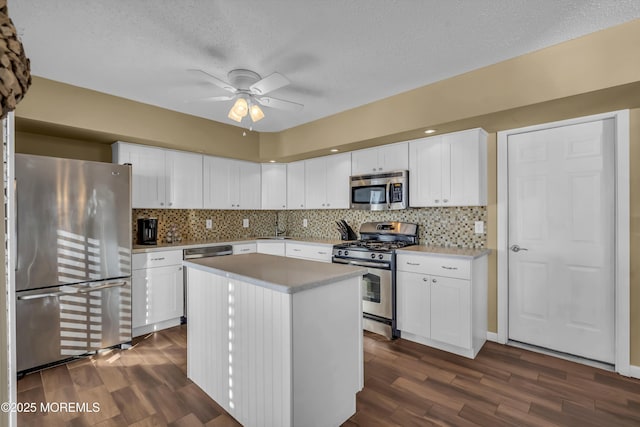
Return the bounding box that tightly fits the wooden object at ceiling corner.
[0,0,31,120]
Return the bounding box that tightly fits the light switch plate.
[243,218,249,228]
[303,219,308,228]
[475,221,484,234]
[205,219,213,229]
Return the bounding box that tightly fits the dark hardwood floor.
[17,325,640,426]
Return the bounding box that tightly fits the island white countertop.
[396,245,491,259]
[183,253,366,294]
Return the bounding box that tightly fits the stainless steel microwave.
[350,170,408,210]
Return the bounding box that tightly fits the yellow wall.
[16,78,261,161]
[12,19,640,365]
[16,131,111,162]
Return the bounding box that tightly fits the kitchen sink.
[256,236,292,240]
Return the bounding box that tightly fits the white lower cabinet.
[256,241,286,256]
[285,242,332,262]
[132,250,184,337]
[396,252,487,358]
[232,243,257,254]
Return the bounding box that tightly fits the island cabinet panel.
[187,268,292,427]
[186,265,362,427]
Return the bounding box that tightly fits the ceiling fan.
[189,68,303,123]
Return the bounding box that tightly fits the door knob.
[510,244,528,253]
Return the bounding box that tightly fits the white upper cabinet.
[203,156,261,210]
[304,152,351,209]
[409,128,487,207]
[286,160,306,209]
[165,150,203,209]
[113,141,203,209]
[261,163,287,210]
[351,142,408,175]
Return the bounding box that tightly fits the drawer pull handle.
[318,251,327,255]
[442,266,458,270]
[406,262,421,266]
[151,257,165,261]
[293,249,301,252]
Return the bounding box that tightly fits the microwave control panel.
[390,183,403,203]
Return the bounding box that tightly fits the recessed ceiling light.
[269,160,276,163]
[424,129,437,134]
[330,149,339,152]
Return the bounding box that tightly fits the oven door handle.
[333,258,391,270]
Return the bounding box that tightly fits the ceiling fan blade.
[256,96,303,111]
[249,72,290,95]
[188,69,237,93]
[187,95,235,102]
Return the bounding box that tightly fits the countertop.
[183,253,367,294]
[396,245,491,259]
[133,236,347,253]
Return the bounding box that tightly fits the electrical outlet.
[303,218,308,228]
[243,218,249,228]
[474,221,484,234]
[205,219,213,229]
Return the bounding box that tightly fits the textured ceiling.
[10,1,640,132]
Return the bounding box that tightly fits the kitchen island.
[183,253,366,427]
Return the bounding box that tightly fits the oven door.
[361,266,393,319]
[333,258,393,319]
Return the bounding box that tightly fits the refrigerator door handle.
[17,291,67,301]
[77,281,128,293]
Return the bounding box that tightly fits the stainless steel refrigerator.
[15,154,132,372]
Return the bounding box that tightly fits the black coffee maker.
[137,218,158,245]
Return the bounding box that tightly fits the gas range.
[332,222,418,265]
[332,221,418,339]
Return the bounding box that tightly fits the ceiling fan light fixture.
[249,103,264,122]
[230,97,248,116]
[227,108,243,122]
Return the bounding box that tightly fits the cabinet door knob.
[422,277,428,282]
[300,204,304,207]
[160,202,164,206]
[432,278,437,283]
[169,202,173,206]
[434,199,439,203]
[443,199,448,203]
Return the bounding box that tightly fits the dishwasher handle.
[183,245,233,259]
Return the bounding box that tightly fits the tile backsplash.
[133,207,487,248]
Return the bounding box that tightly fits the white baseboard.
[627,364,640,379]
[486,331,498,343]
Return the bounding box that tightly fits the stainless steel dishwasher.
[182,245,233,322]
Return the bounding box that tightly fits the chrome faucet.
[275,212,286,236]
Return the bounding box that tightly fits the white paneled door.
[507,118,615,363]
